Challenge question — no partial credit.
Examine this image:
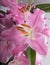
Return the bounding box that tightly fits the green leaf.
[36,4,50,12]
[26,47,36,65]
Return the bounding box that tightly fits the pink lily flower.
[1,0,25,24]
[15,9,49,56]
[2,8,49,56]
[1,0,49,65]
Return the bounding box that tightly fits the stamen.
[21,23,31,28]
[25,3,30,11]
[17,26,28,35]
[16,24,34,39]
[18,4,30,13]
[17,26,24,31]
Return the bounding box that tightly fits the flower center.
[17,23,34,39]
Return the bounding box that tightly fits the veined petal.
[13,43,28,56]
[2,27,20,40]
[2,26,26,44]
[26,33,48,56]
[36,52,42,65]
[1,0,9,6]
[33,9,45,32]
[8,54,30,65]
[17,1,25,8]
[14,15,24,24]
[42,28,50,37]
[0,41,15,63]
[26,8,45,32]
[1,0,17,6]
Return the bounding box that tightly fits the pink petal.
[26,8,45,32]
[17,1,25,8]
[26,33,48,56]
[13,43,28,56]
[1,0,17,6]
[8,54,30,65]
[2,26,26,44]
[36,52,42,65]
[8,2,24,24]
[0,13,14,29]
[0,41,15,63]
[0,24,5,33]
[1,0,9,6]
[1,27,20,40]
[14,15,24,24]
[1,0,24,24]
[42,28,50,37]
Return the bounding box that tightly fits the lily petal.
[36,52,42,65]
[26,9,45,32]
[2,26,26,43]
[42,28,50,37]
[8,54,30,65]
[0,41,15,63]
[26,33,48,56]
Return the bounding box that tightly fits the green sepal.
[36,4,50,12]
[26,47,36,65]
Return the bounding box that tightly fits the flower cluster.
[0,0,50,65]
